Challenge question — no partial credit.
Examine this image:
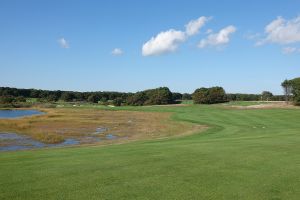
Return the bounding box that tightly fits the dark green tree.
[112,97,123,106]
[0,96,15,104]
[290,78,300,105]
[60,92,74,102]
[193,87,227,104]
[182,93,192,100]
[126,92,148,106]
[261,91,273,101]
[87,94,99,103]
[281,79,293,104]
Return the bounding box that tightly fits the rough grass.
[0,108,198,144]
[0,104,300,199]
[221,101,271,106]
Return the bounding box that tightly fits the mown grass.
[221,101,270,106]
[0,104,300,199]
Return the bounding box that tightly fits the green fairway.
[1,105,300,200]
[221,101,270,106]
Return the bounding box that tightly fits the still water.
[0,109,44,119]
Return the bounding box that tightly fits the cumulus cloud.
[142,29,186,56]
[142,16,209,56]
[257,16,300,45]
[111,48,123,55]
[206,29,213,34]
[198,25,236,48]
[282,47,298,54]
[58,38,69,48]
[244,32,261,40]
[185,16,210,36]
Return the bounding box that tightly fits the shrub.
[193,87,227,104]
[291,78,300,105]
[126,87,174,106]
[112,97,123,106]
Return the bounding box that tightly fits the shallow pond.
[0,129,120,151]
[0,133,80,151]
[0,109,44,119]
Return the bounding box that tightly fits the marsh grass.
[33,132,64,144]
[0,108,199,144]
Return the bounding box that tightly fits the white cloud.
[142,16,210,56]
[111,48,123,55]
[58,38,69,48]
[244,32,261,40]
[142,29,186,56]
[257,16,300,45]
[206,29,213,34]
[198,25,236,48]
[282,47,298,54]
[185,16,210,36]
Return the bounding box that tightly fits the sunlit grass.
[0,104,300,199]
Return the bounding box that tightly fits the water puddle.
[0,127,121,152]
[106,134,117,140]
[0,133,79,152]
[93,127,108,134]
[91,127,119,140]
[0,110,44,119]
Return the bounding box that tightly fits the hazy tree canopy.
[0,87,129,103]
[87,94,99,103]
[261,91,273,101]
[172,92,183,101]
[145,87,173,105]
[126,87,174,106]
[112,97,123,106]
[281,78,300,105]
[0,86,288,106]
[0,96,15,104]
[281,79,293,103]
[60,92,75,102]
[291,78,300,105]
[126,92,148,106]
[193,87,227,104]
[182,93,192,100]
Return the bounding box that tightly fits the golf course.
[1,1,300,199]
[1,103,299,199]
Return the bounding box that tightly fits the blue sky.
[1,0,300,94]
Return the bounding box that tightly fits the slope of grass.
[221,101,270,106]
[0,105,300,200]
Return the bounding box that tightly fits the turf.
[0,105,300,200]
[221,101,270,106]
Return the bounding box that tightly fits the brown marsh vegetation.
[0,108,203,145]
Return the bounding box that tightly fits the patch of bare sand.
[230,102,299,109]
[145,104,190,107]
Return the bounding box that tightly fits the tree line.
[1,80,298,107]
[281,77,300,105]
[0,87,181,106]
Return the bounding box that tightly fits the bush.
[126,87,174,106]
[112,97,123,106]
[291,78,300,105]
[60,92,75,102]
[193,87,227,104]
[182,93,192,100]
[0,96,15,104]
[126,92,147,106]
[87,94,99,103]
[144,87,173,105]
[261,91,273,101]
